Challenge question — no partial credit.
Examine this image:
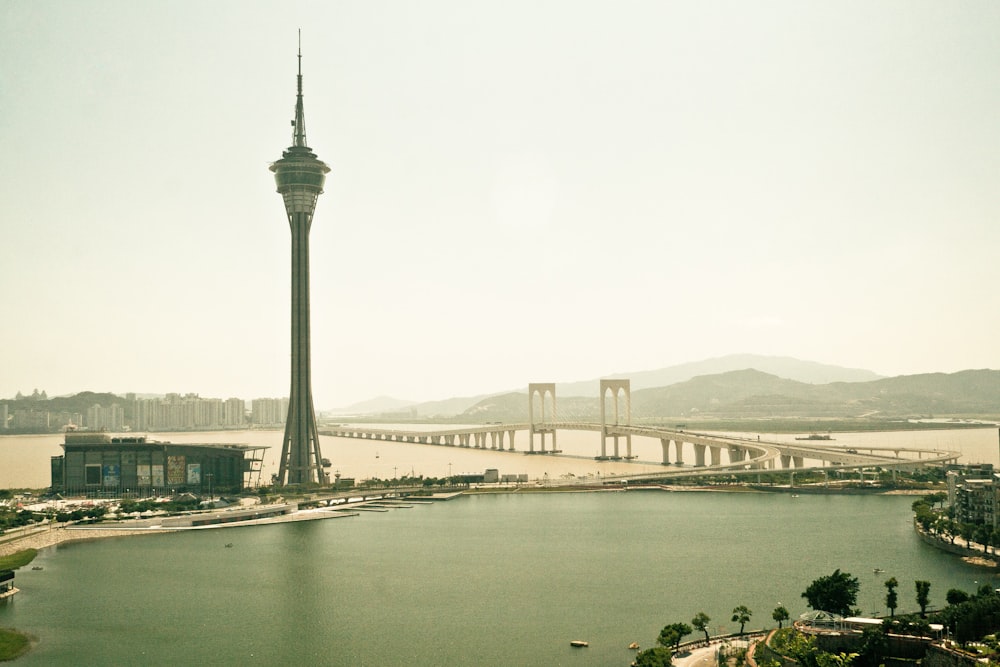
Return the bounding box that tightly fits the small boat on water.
[570,640,589,648]
[629,642,640,650]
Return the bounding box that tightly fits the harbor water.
[0,427,996,665]
[0,491,994,666]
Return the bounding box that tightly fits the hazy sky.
[2,1,998,408]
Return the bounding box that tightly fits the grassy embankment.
[0,549,37,571]
[0,627,30,662]
[0,549,37,661]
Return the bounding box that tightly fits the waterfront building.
[50,432,267,497]
[270,38,329,485]
[85,403,125,431]
[223,397,246,427]
[251,397,289,426]
[0,403,7,429]
[947,465,999,528]
[11,409,50,430]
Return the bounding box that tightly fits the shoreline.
[0,483,934,557]
[0,524,171,557]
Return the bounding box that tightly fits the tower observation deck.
[270,37,330,485]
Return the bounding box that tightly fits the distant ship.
[795,434,834,441]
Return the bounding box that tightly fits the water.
[1,491,993,666]
[2,426,997,489]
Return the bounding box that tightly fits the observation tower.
[270,37,330,485]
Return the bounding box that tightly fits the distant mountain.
[555,354,882,397]
[457,368,1000,422]
[336,355,884,417]
[326,395,416,416]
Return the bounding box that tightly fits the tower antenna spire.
[293,28,307,148]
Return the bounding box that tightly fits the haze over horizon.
[2,2,998,408]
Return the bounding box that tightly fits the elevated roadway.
[321,422,960,484]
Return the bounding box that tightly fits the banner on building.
[187,463,201,485]
[167,456,186,485]
[102,465,120,487]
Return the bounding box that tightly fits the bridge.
[320,380,960,484]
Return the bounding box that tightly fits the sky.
[1,1,999,409]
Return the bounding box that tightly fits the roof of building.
[62,432,266,452]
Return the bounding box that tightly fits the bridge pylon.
[528,383,557,453]
[600,379,632,460]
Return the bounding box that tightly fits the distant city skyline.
[2,2,998,408]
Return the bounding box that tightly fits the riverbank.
[0,505,360,557]
[0,524,170,557]
[913,521,1000,569]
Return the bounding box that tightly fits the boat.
[795,434,834,441]
[629,642,640,650]
[570,640,589,648]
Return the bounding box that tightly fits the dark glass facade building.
[50,433,266,497]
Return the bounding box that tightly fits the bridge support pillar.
[659,439,684,465]
[710,446,722,466]
[729,446,746,464]
[793,456,804,468]
[601,379,632,460]
[693,443,706,467]
[780,454,791,469]
[459,434,469,447]
[507,430,517,451]
[528,383,557,455]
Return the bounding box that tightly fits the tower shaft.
[271,37,330,486]
[278,209,321,485]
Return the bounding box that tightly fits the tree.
[946,589,970,606]
[634,646,673,667]
[857,625,888,667]
[924,492,947,508]
[816,652,858,667]
[658,623,691,650]
[692,612,711,643]
[802,569,860,616]
[772,606,790,629]
[915,580,931,618]
[884,578,899,618]
[975,525,992,554]
[960,523,976,548]
[731,606,752,634]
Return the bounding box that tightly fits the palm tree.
[731,606,752,635]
